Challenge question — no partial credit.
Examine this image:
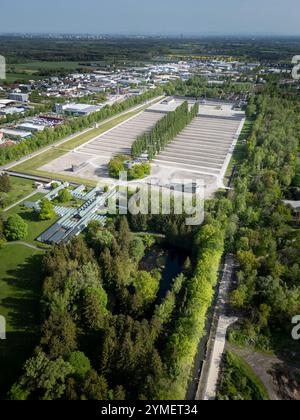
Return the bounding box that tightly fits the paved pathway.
[4,241,43,251]
[204,316,238,400]
[196,255,237,400]
[3,190,41,212]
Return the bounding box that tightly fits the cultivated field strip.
[78,111,165,158]
[153,113,244,176]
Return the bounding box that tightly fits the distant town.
[0,57,294,147]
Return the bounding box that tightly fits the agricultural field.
[5,61,85,83]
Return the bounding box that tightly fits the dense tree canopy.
[4,214,28,241]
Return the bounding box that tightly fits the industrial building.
[9,92,29,102]
[0,106,26,116]
[55,103,101,116]
[16,122,46,133]
[0,128,32,141]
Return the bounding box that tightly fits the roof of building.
[17,123,46,132]
[0,99,15,105]
[0,107,25,115]
[284,200,300,212]
[0,128,32,138]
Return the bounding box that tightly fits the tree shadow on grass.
[1,254,43,332]
[0,332,39,400]
[16,209,40,223]
[0,253,43,399]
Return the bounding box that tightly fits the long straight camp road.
[0,95,165,173]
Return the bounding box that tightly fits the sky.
[1,0,300,36]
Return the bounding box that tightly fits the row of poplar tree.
[131,101,199,160]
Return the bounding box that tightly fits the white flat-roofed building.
[16,122,46,133]
[1,128,32,141]
[56,103,101,116]
[0,99,15,106]
[0,107,25,116]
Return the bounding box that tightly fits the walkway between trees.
[195,254,237,400]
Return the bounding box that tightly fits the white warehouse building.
[56,103,101,117]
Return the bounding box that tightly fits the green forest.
[8,209,226,400]
[1,36,299,64]
[228,87,300,352]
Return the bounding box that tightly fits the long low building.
[0,128,32,140]
[16,122,46,133]
[56,103,101,116]
[0,107,26,116]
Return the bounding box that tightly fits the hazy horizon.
[1,0,300,36]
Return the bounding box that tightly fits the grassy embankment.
[217,351,270,401]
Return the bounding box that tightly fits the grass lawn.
[10,106,148,185]
[0,243,43,399]
[1,176,36,210]
[231,118,253,167]
[217,351,270,400]
[0,244,43,332]
[2,192,58,248]
[6,61,83,83]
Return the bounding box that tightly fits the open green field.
[0,243,43,399]
[3,192,58,247]
[5,72,40,83]
[11,106,148,185]
[5,61,82,83]
[0,244,42,332]
[0,176,36,210]
[11,61,82,71]
[4,61,106,84]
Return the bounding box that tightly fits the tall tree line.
[131,102,199,160]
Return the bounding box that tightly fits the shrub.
[4,214,28,241]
